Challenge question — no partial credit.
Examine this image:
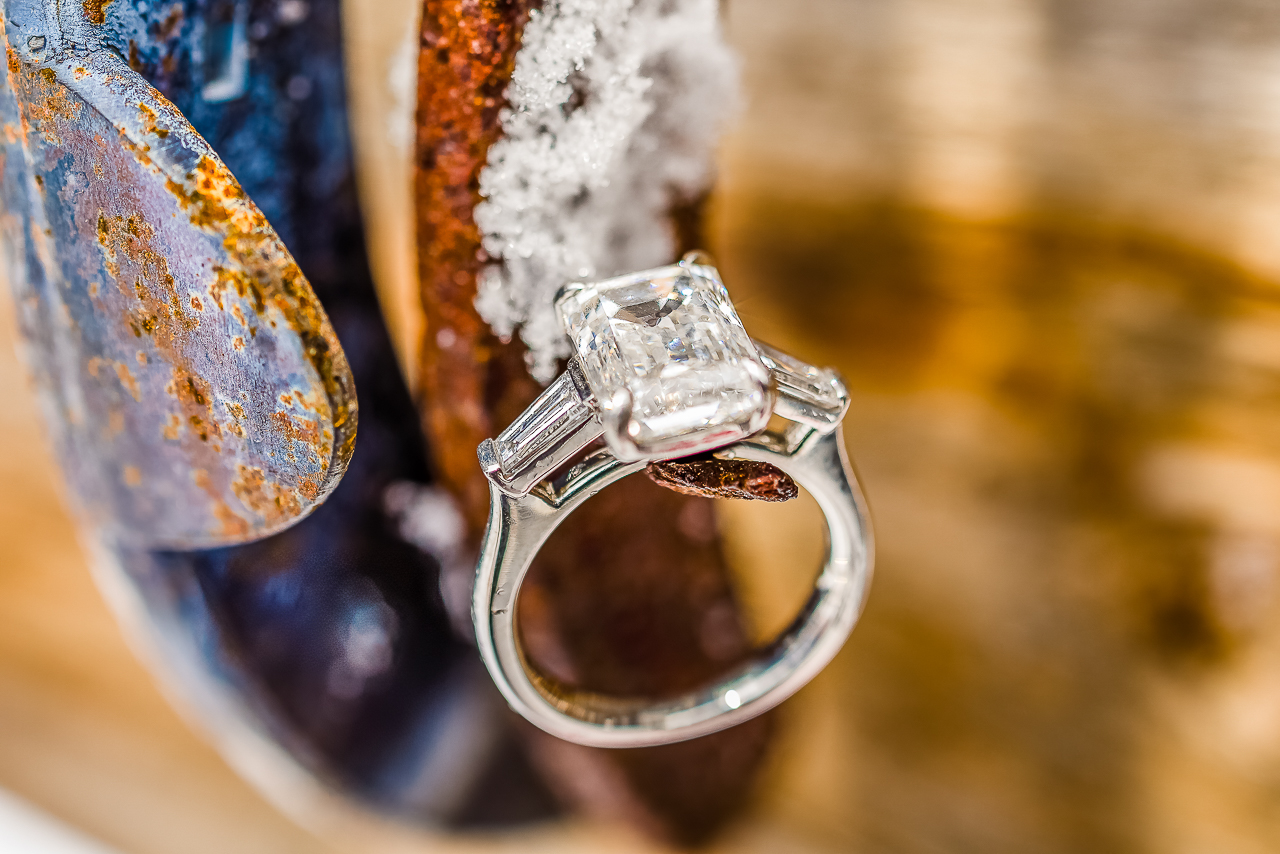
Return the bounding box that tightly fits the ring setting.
[473,253,874,747]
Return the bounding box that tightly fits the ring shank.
[472,424,874,748]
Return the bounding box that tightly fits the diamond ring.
[472,253,874,747]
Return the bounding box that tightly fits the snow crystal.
[473,0,740,381]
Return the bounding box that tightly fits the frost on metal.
[473,0,740,382]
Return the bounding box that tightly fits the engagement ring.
[473,253,874,747]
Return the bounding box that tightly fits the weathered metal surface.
[413,0,541,534]
[413,0,774,843]
[0,0,355,549]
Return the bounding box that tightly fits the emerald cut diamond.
[556,260,771,461]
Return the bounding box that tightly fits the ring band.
[473,415,872,747]
[472,256,874,747]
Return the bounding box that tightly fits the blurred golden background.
[7,0,1280,852]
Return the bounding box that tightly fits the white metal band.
[471,418,874,748]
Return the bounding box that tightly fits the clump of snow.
[473,0,740,382]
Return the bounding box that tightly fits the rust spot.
[287,388,324,414]
[298,478,320,501]
[232,335,244,350]
[123,465,141,487]
[83,0,114,26]
[177,373,207,406]
[269,410,325,463]
[162,413,181,441]
[190,294,203,311]
[114,361,141,401]
[86,356,105,378]
[164,158,251,236]
[191,469,250,540]
[14,63,82,146]
[165,366,222,444]
[209,265,266,315]
[137,102,169,139]
[232,464,303,529]
[97,212,199,333]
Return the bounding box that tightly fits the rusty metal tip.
[646,456,799,502]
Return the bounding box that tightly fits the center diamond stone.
[556,260,771,460]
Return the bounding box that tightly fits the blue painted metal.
[0,0,356,549]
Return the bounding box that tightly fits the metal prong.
[565,358,596,408]
[680,249,716,268]
[478,439,504,480]
[745,353,772,388]
[478,438,526,498]
[601,388,643,462]
[554,280,588,307]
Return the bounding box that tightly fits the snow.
[473,0,740,381]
